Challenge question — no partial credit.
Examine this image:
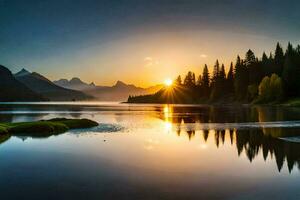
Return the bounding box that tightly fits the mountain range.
[0,65,162,102]
[15,69,92,101]
[53,77,96,91]
[54,78,163,101]
[0,66,45,101]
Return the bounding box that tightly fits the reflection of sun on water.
[163,105,173,132]
[164,121,172,132]
[197,144,208,150]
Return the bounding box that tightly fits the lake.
[1,102,300,200]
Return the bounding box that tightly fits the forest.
[128,42,300,104]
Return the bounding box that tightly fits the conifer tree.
[234,56,244,99]
[211,60,220,85]
[201,64,210,97]
[219,64,226,81]
[274,42,284,75]
[245,49,256,66]
[227,62,234,93]
[175,75,182,85]
[184,71,196,88]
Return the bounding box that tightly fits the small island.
[0,118,99,138]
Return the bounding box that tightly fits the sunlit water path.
[1,102,300,199]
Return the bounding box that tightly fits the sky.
[1,0,300,87]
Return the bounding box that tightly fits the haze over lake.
[1,102,300,199]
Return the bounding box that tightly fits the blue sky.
[1,0,300,86]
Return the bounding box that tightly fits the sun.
[164,78,173,87]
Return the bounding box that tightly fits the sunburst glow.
[164,79,173,86]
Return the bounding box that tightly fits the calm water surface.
[1,102,300,200]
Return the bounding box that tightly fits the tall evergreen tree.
[211,60,220,84]
[246,49,262,85]
[184,71,196,88]
[234,56,248,100]
[262,52,268,63]
[274,42,284,75]
[227,62,234,93]
[201,64,210,97]
[261,52,269,76]
[210,61,224,100]
[219,64,226,81]
[245,49,256,66]
[175,75,182,85]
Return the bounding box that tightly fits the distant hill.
[83,81,163,101]
[54,77,95,91]
[54,78,163,101]
[0,66,46,101]
[15,70,92,101]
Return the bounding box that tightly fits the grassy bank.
[0,118,98,137]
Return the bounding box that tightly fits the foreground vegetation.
[0,118,98,137]
[128,42,300,105]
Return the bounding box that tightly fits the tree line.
[128,42,300,103]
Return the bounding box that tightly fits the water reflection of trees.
[161,105,300,173]
[174,123,300,172]
[159,105,300,123]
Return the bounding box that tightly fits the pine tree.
[175,75,182,85]
[261,52,269,76]
[234,56,248,100]
[201,64,210,97]
[184,71,196,88]
[227,62,234,93]
[211,60,220,84]
[210,61,224,100]
[219,64,226,81]
[245,49,262,85]
[245,49,256,66]
[274,42,284,75]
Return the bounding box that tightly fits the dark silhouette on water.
[159,105,300,173]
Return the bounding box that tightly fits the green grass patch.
[0,118,98,138]
[8,121,69,137]
[47,118,99,129]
